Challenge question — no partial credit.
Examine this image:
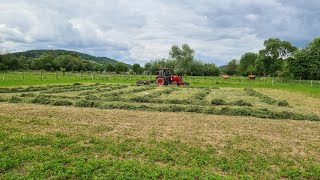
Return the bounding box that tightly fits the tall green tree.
[106,64,115,72]
[225,59,239,75]
[144,62,152,75]
[114,62,128,74]
[239,52,258,75]
[289,37,320,80]
[132,63,143,74]
[256,38,297,76]
[169,44,194,75]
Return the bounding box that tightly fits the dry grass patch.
[1,103,320,158]
[260,88,320,116]
[1,103,320,179]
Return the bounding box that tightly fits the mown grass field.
[0,73,320,179]
[1,103,320,179]
[1,71,320,97]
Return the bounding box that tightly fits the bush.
[211,99,227,105]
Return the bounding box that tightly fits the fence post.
[272,78,274,86]
[22,72,24,80]
[311,80,313,86]
[2,74,4,80]
[55,71,58,80]
[91,72,93,80]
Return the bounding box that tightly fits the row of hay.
[244,88,289,106]
[2,94,318,121]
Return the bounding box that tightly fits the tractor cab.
[157,68,172,81]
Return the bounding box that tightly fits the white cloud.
[0,0,319,65]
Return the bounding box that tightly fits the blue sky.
[0,0,319,65]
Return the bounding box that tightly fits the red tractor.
[155,68,186,86]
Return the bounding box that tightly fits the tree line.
[1,37,320,79]
[132,44,221,76]
[223,37,320,80]
[0,51,129,74]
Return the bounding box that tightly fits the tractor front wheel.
[156,78,165,86]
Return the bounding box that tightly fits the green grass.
[1,71,320,98]
[1,72,320,179]
[1,113,319,179]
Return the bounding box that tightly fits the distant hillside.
[10,49,126,65]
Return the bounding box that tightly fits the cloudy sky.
[0,0,319,65]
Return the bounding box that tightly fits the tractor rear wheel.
[156,78,165,86]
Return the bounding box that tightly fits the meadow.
[1,71,320,99]
[1,71,320,179]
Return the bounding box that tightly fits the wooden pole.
[41,70,43,80]
[55,71,58,80]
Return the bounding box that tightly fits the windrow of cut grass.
[0,83,318,121]
[244,88,289,106]
[2,94,318,121]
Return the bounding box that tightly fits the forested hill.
[10,49,122,65]
[0,49,131,72]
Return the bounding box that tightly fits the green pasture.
[1,71,320,98]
